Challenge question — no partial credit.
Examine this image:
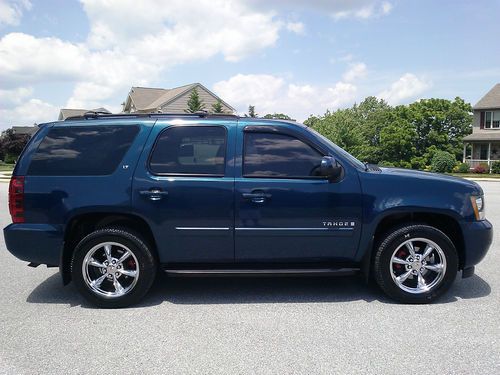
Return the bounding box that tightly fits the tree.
[379,120,417,167]
[185,88,205,113]
[248,105,257,118]
[304,96,472,170]
[0,129,30,160]
[263,113,295,121]
[211,99,225,113]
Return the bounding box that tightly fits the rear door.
[234,123,363,263]
[132,120,236,264]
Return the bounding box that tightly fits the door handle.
[139,189,169,201]
[242,192,272,204]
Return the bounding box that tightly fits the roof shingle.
[473,83,500,110]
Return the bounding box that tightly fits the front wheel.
[373,224,458,304]
[71,228,157,308]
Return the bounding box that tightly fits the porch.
[463,133,500,170]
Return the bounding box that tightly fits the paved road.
[0,182,499,374]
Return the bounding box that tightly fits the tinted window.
[28,125,139,176]
[244,132,323,178]
[149,126,226,175]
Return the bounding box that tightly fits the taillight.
[8,176,25,223]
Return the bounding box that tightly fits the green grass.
[0,164,14,172]
[449,173,500,179]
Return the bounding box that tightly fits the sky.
[1,0,499,129]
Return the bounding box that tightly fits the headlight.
[470,195,485,220]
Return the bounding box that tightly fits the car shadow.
[26,271,491,308]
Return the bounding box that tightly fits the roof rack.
[64,111,239,121]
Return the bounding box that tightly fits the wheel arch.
[361,211,465,281]
[60,212,158,285]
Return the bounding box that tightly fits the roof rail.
[64,112,239,121]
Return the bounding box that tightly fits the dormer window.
[484,111,500,129]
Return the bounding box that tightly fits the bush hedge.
[430,151,456,173]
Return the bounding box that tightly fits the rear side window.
[28,125,139,176]
[149,126,226,176]
[244,132,323,178]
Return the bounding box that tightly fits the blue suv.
[3,113,493,307]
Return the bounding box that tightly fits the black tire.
[71,227,157,308]
[373,224,458,304]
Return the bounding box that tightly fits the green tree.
[185,88,205,113]
[379,120,417,167]
[248,105,257,118]
[0,129,30,161]
[309,109,363,154]
[263,113,294,121]
[211,99,225,113]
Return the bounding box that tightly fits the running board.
[164,268,359,277]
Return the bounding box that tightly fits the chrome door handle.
[139,189,169,201]
[242,192,272,204]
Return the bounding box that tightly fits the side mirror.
[320,156,342,181]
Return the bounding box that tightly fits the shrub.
[4,153,17,164]
[379,161,396,167]
[473,163,488,174]
[455,163,470,173]
[430,151,456,173]
[491,161,500,174]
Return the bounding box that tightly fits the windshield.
[305,126,366,170]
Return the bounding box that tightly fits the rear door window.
[27,125,139,176]
[149,126,226,176]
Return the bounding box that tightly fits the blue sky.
[1,0,499,128]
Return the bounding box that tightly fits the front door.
[234,125,363,263]
[132,122,236,264]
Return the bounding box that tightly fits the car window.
[243,132,324,178]
[27,125,139,176]
[149,126,226,176]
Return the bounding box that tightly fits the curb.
[464,178,500,182]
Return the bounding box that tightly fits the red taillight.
[8,176,25,223]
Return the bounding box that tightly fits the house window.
[479,144,488,160]
[485,111,500,129]
[494,111,500,128]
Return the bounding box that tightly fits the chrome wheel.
[390,238,446,294]
[82,242,139,298]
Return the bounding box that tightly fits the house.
[58,107,111,120]
[10,125,39,136]
[122,83,235,114]
[463,83,500,169]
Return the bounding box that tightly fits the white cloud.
[249,0,393,20]
[377,73,432,104]
[286,21,305,34]
[0,0,284,122]
[213,71,359,121]
[0,0,31,27]
[342,62,367,82]
[0,98,58,127]
[0,86,33,108]
[381,1,393,15]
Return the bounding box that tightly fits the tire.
[71,227,157,308]
[373,224,458,304]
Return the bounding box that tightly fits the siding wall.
[472,111,481,133]
[161,86,234,114]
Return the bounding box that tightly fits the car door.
[132,121,236,264]
[234,123,363,262]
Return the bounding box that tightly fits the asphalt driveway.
[0,181,499,374]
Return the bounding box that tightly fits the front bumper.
[460,219,493,269]
[3,223,63,266]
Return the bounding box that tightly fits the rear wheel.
[71,227,157,308]
[374,224,458,303]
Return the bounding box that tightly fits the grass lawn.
[0,164,14,172]
[449,173,500,179]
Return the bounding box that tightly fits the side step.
[164,268,360,277]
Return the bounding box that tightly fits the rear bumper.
[3,223,63,266]
[460,219,493,269]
